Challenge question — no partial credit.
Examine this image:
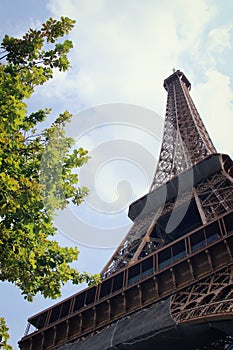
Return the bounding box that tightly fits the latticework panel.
[196,172,233,221]
[171,266,233,323]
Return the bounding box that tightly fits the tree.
[0,17,100,345]
[0,318,11,350]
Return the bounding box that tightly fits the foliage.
[0,16,100,310]
[0,318,11,350]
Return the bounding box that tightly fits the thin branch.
[0,53,8,61]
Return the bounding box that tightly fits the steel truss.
[196,172,233,221]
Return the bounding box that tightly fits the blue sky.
[0,0,233,348]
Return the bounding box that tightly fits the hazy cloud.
[193,69,233,155]
[208,24,233,54]
[45,0,217,112]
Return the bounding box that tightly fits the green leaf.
[0,16,99,307]
[0,317,12,350]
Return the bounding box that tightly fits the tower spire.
[150,70,216,191]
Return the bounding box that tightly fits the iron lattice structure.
[101,70,221,277]
[150,70,216,191]
[19,71,233,350]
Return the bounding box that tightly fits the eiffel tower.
[19,70,233,350]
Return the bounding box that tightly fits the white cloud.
[44,0,233,157]
[45,0,217,113]
[208,24,233,54]
[169,0,216,41]
[193,70,233,155]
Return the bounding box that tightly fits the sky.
[0,0,233,348]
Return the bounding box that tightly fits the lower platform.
[57,298,233,350]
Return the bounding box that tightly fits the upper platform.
[163,69,191,91]
[128,153,233,221]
